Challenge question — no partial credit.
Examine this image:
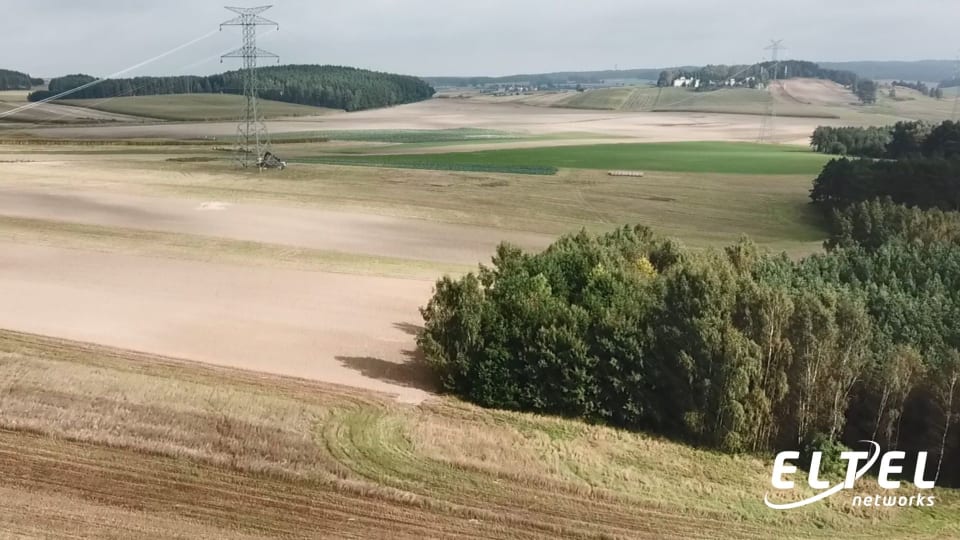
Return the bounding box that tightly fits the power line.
[759,39,786,143]
[952,52,960,121]
[220,5,280,169]
[0,28,219,120]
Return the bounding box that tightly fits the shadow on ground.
[336,321,439,392]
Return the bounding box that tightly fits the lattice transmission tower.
[221,6,279,168]
[759,39,786,143]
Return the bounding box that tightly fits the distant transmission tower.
[221,6,279,169]
[759,39,786,143]
[952,53,960,121]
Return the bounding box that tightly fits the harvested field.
[0,331,957,539]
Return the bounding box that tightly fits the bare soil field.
[0,182,552,265]
[0,241,435,403]
[774,78,858,107]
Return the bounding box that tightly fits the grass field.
[292,141,833,175]
[59,94,335,121]
[1,330,957,539]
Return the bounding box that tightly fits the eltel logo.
[764,441,936,510]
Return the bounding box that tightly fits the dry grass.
[0,330,957,539]
[0,155,827,255]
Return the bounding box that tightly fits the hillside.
[29,65,435,112]
[59,94,337,121]
[496,79,861,118]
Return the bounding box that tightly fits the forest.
[419,142,960,487]
[27,65,435,111]
[811,121,960,210]
[0,68,43,90]
[810,120,959,160]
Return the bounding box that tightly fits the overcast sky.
[2,0,955,78]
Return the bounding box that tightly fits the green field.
[59,94,334,121]
[292,141,833,175]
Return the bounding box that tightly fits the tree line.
[657,60,862,89]
[27,65,435,112]
[419,144,960,487]
[811,120,960,211]
[891,80,944,99]
[419,217,960,486]
[811,120,959,159]
[0,68,43,90]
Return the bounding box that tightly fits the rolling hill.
[59,94,336,121]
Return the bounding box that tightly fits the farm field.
[291,141,834,175]
[1,330,957,539]
[12,98,844,144]
[473,78,955,124]
[1,89,956,537]
[60,93,337,121]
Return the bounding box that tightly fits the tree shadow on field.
[336,322,439,392]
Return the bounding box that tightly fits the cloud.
[1,0,953,78]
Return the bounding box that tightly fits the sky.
[2,0,956,78]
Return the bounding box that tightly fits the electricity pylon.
[760,39,786,143]
[221,6,279,168]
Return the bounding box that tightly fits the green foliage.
[801,434,851,479]
[854,79,879,104]
[810,121,935,160]
[810,126,890,158]
[810,157,960,211]
[921,120,960,158]
[0,68,38,90]
[28,65,435,111]
[292,157,558,176]
[658,60,859,89]
[420,216,960,485]
[826,199,960,250]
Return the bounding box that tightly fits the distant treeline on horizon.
[426,59,960,88]
[0,69,44,90]
[25,65,435,112]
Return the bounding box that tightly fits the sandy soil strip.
[0,242,436,403]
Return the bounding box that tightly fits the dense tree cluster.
[657,60,861,90]
[0,68,42,90]
[810,126,891,157]
[811,120,959,160]
[811,157,960,211]
[419,222,960,486]
[825,198,960,250]
[892,80,944,99]
[27,65,435,111]
[853,79,878,104]
[810,121,960,211]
